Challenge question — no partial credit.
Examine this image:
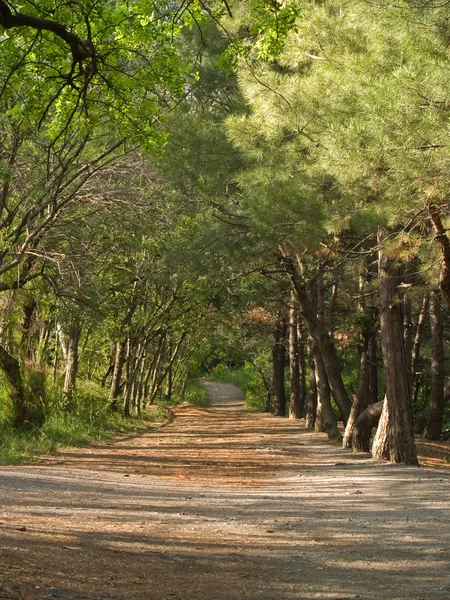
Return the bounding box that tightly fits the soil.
[1,381,450,600]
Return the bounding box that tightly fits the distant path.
[0,382,449,600]
[201,379,245,409]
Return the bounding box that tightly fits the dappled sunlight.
[0,384,449,599]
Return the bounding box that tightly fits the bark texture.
[411,294,429,390]
[371,396,390,460]
[313,347,340,440]
[352,400,384,453]
[63,323,81,400]
[378,231,418,465]
[110,340,126,409]
[429,207,450,308]
[305,342,317,429]
[288,299,303,419]
[343,348,370,449]
[273,319,287,417]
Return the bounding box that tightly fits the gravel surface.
[0,382,449,600]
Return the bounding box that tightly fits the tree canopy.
[1,0,450,465]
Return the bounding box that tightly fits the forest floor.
[1,383,450,600]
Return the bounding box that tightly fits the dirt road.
[1,382,450,600]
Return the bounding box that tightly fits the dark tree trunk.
[312,345,340,439]
[63,323,81,400]
[280,254,352,424]
[147,333,186,406]
[147,333,166,405]
[368,332,379,406]
[21,298,37,362]
[133,353,146,416]
[403,296,413,395]
[273,318,287,417]
[288,296,303,419]
[423,291,446,440]
[122,337,136,418]
[102,363,114,388]
[352,399,384,453]
[415,384,450,435]
[305,340,317,428]
[411,294,429,390]
[298,323,307,415]
[164,363,173,402]
[378,230,418,465]
[343,266,375,449]
[109,340,125,410]
[343,348,370,449]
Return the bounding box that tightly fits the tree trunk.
[429,207,450,309]
[288,296,303,419]
[109,340,126,410]
[164,363,173,402]
[403,296,413,396]
[423,291,446,440]
[273,318,287,417]
[133,354,146,416]
[305,340,317,428]
[147,333,186,406]
[298,322,307,416]
[343,348,370,449]
[378,230,418,465]
[352,399,384,453]
[372,396,390,460]
[415,384,450,435]
[313,345,340,439]
[343,267,375,449]
[147,333,166,405]
[122,337,135,418]
[368,332,379,405]
[21,298,37,362]
[280,254,352,424]
[63,323,81,400]
[411,294,429,390]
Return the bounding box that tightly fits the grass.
[0,380,170,465]
[207,364,254,392]
[156,379,209,408]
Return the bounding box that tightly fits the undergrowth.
[0,380,167,465]
[156,379,209,407]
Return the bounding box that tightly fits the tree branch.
[0,1,95,70]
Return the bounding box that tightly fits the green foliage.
[0,379,158,464]
[0,372,15,427]
[0,426,54,465]
[209,363,253,389]
[184,380,209,407]
[220,0,300,69]
[173,379,209,407]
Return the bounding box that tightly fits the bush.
[182,380,209,406]
[158,379,209,407]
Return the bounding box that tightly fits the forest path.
[0,383,450,600]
